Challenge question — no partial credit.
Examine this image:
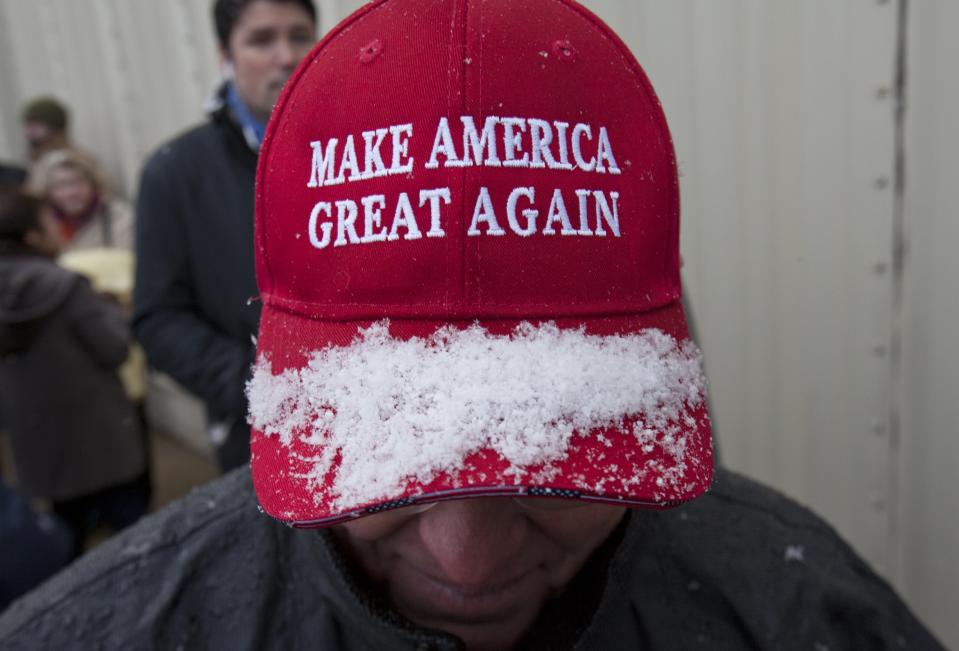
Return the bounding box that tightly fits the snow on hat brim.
[248,301,712,527]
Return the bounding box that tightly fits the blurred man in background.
[20,97,71,164]
[133,0,317,471]
[20,97,104,185]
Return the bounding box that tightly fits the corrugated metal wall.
[0,1,954,646]
[899,1,959,645]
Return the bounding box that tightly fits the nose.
[414,498,529,588]
[276,37,299,70]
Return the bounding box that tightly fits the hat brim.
[250,299,713,527]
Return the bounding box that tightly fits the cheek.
[332,522,399,581]
[232,54,270,90]
[49,187,70,206]
[530,506,626,554]
[528,506,626,589]
[76,184,95,202]
[293,42,314,62]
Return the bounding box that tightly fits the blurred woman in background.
[26,148,132,252]
[27,148,147,413]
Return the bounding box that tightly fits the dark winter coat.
[132,85,260,444]
[0,478,72,610]
[0,467,944,650]
[0,254,145,500]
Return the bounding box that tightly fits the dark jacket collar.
[205,81,262,155]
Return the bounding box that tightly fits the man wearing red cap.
[0,1,945,649]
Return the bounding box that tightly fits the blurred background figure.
[26,148,133,252]
[0,477,72,610]
[0,163,25,187]
[19,97,104,183]
[21,97,110,196]
[20,97,70,164]
[26,148,146,445]
[133,0,317,472]
[0,185,148,559]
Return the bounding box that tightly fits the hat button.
[358,39,383,64]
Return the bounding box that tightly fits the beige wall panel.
[581,0,899,572]
[900,2,959,647]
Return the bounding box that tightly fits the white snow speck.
[248,321,705,510]
[784,544,805,563]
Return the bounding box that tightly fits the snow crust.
[248,321,706,510]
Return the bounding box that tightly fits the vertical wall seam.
[888,0,909,587]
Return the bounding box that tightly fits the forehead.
[232,0,314,34]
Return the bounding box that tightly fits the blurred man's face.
[222,0,316,124]
[23,121,52,148]
[334,497,626,651]
[22,121,63,159]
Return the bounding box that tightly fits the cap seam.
[467,0,482,308]
[256,0,392,297]
[552,0,682,287]
[457,0,470,311]
[259,294,681,315]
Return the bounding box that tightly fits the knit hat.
[247,0,713,527]
[21,97,68,131]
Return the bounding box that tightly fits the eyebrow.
[244,24,313,40]
[245,27,279,39]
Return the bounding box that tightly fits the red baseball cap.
[249,0,713,527]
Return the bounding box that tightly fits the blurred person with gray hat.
[20,97,69,164]
[20,96,106,191]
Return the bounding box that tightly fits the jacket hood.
[0,255,77,355]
